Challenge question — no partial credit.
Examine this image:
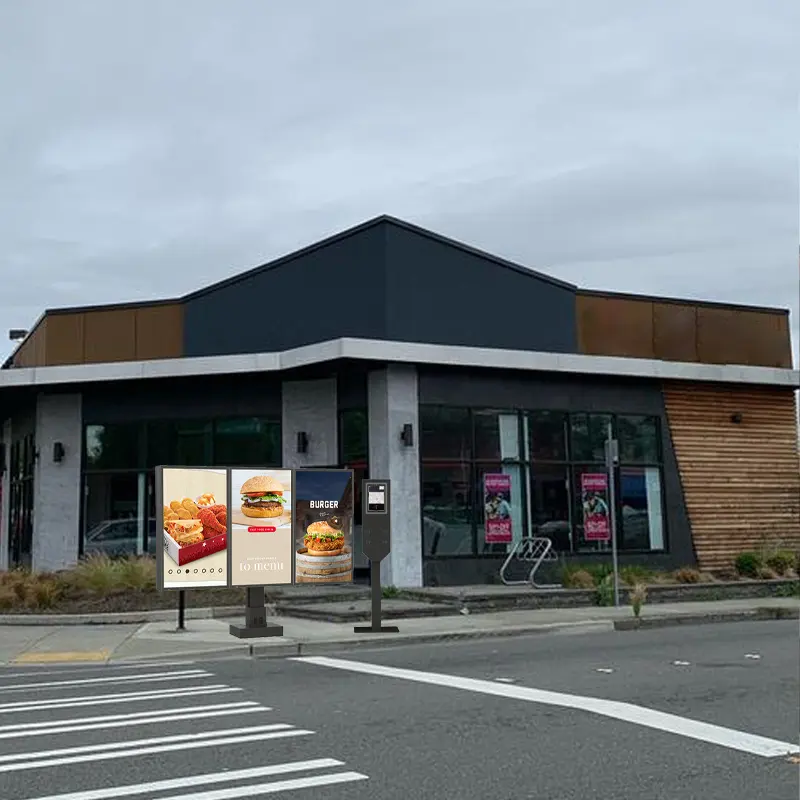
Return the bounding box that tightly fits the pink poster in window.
[581,473,611,542]
[483,473,513,543]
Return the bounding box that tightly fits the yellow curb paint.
[12,649,111,664]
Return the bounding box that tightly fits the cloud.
[0,0,797,364]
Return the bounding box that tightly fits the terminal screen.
[367,485,387,513]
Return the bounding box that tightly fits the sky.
[0,0,798,365]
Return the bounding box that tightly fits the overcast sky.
[1,0,798,365]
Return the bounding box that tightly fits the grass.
[381,585,400,599]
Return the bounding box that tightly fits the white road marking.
[0,701,261,734]
[493,677,516,683]
[0,703,269,739]
[0,684,240,714]
[744,654,761,660]
[153,772,369,800]
[0,723,294,764]
[672,661,691,666]
[595,668,614,674]
[0,669,210,693]
[0,661,196,680]
[295,655,800,759]
[27,759,349,800]
[0,728,313,774]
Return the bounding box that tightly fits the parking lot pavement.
[0,660,368,799]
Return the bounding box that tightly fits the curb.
[0,607,243,626]
[613,606,799,631]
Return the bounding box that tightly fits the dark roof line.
[577,288,790,315]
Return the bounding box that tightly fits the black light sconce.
[53,442,65,463]
[730,412,743,425]
[400,423,414,447]
[296,431,309,454]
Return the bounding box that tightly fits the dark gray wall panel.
[385,225,577,353]
[183,225,387,357]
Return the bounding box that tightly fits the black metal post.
[177,590,186,631]
[229,585,284,638]
[354,559,399,633]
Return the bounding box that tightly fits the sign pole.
[230,585,283,638]
[355,479,399,634]
[177,589,186,631]
[606,423,620,607]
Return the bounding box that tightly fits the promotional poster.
[581,472,611,542]
[483,473,513,544]
[159,467,228,588]
[229,468,293,586]
[294,469,354,584]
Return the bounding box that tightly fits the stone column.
[33,393,82,572]
[281,378,338,469]
[368,364,422,588]
[0,419,10,572]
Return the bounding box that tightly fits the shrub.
[765,550,795,577]
[2,570,32,601]
[25,578,62,610]
[620,565,653,586]
[381,585,399,599]
[595,574,615,607]
[630,582,647,617]
[116,557,157,591]
[757,566,778,580]
[563,569,596,589]
[0,585,17,611]
[66,555,121,595]
[673,567,702,584]
[734,552,763,579]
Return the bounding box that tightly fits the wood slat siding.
[663,382,800,570]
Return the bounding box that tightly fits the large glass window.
[83,472,147,558]
[617,415,660,464]
[528,411,568,462]
[340,410,368,465]
[473,411,519,461]
[620,467,665,551]
[421,464,472,556]
[213,418,281,467]
[476,462,524,555]
[528,463,571,552]
[145,421,212,468]
[420,407,471,462]
[85,424,142,470]
[569,413,612,463]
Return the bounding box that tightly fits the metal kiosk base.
[354,561,399,634]
[229,587,284,639]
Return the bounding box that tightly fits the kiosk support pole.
[229,586,284,638]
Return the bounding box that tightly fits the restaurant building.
[0,215,798,587]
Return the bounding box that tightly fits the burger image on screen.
[304,520,345,552]
[240,475,287,518]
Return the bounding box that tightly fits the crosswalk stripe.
[0,723,294,764]
[0,684,241,714]
[156,771,370,799]
[0,704,270,739]
[23,758,347,800]
[0,669,210,693]
[0,661,196,679]
[0,728,314,773]
[0,701,262,734]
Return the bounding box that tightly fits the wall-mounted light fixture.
[296,431,309,454]
[53,442,65,463]
[400,423,414,447]
[730,412,743,425]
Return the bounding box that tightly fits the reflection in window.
[529,463,571,552]
[421,464,472,556]
[473,411,519,461]
[420,407,471,462]
[570,413,612,463]
[620,467,665,550]
[528,411,568,462]
[340,410,368,465]
[146,421,212,468]
[85,424,142,470]
[617,415,660,464]
[213,418,280,467]
[83,472,155,558]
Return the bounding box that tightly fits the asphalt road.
[0,620,797,799]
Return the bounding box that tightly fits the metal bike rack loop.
[499,537,561,588]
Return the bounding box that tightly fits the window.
[529,463,571,551]
[528,411,568,462]
[475,463,524,555]
[570,413,612,463]
[620,467,665,551]
[83,472,150,558]
[421,464,472,556]
[473,411,519,461]
[617,415,660,464]
[85,424,142,470]
[571,464,613,552]
[146,421,212,468]
[420,407,471,462]
[340,410,368,465]
[213,418,281,467]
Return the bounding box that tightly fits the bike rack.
[500,537,561,588]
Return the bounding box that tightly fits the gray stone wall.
[33,393,82,572]
[281,378,338,469]
[368,365,423,587]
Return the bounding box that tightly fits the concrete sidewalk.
[0,596,796,666]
